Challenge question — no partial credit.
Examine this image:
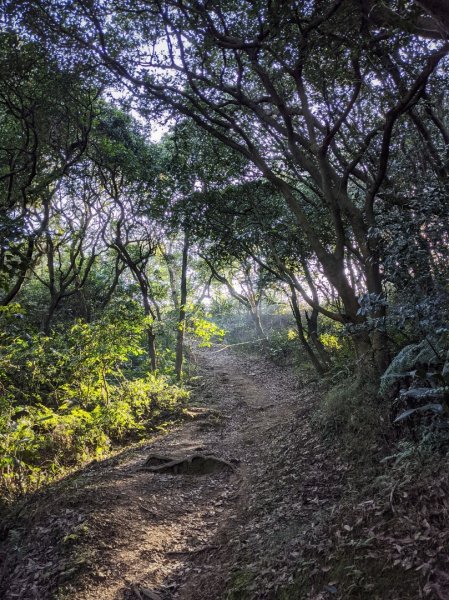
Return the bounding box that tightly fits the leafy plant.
[380,335,449,446]
[0,305,188,500]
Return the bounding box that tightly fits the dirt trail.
[1,347,312,600]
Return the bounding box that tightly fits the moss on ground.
[225,569,256,600]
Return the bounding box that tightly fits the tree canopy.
[0,0,448,509]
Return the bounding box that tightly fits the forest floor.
[1,348,449,599]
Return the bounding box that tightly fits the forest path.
[1,347,332,600]
[68,347,298,600]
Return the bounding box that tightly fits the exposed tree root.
[138,453,236,475]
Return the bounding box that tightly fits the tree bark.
[41,293,60,335]
[142,293,157,372]
[175,231,189,381]
[290,287,326,376]
[305,308,331,367]
[147,326,157,372]
[163,249,180,311]
[248,305,268,348]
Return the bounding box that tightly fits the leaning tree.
[9,0,449,373]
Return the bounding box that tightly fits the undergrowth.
[0,304,189,502]
[316,376,392,460]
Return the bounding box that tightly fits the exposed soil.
[2,347,448,600]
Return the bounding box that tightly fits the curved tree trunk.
[305,308,331,368]
[290,287,327,375]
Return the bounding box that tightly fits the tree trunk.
[77,287,91,322]
[41,293,60,335]
[163,251,180,311]
[175,231,189,381]
[371,328,390,374]
[101,258,125,310]
[142,293,157,371]
[290,287,326,375]
[305,308,331,367]
[249,305,267,341]
[147,326,157,372]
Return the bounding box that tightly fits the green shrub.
[0,375,188,499]
[267,329,298,363]
[0,306,189,500]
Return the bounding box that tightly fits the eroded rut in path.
[0,348,302,600]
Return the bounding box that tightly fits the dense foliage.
[0,1,449,500]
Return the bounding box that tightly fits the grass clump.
[316,377,390,459]
[225,569,255,600]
